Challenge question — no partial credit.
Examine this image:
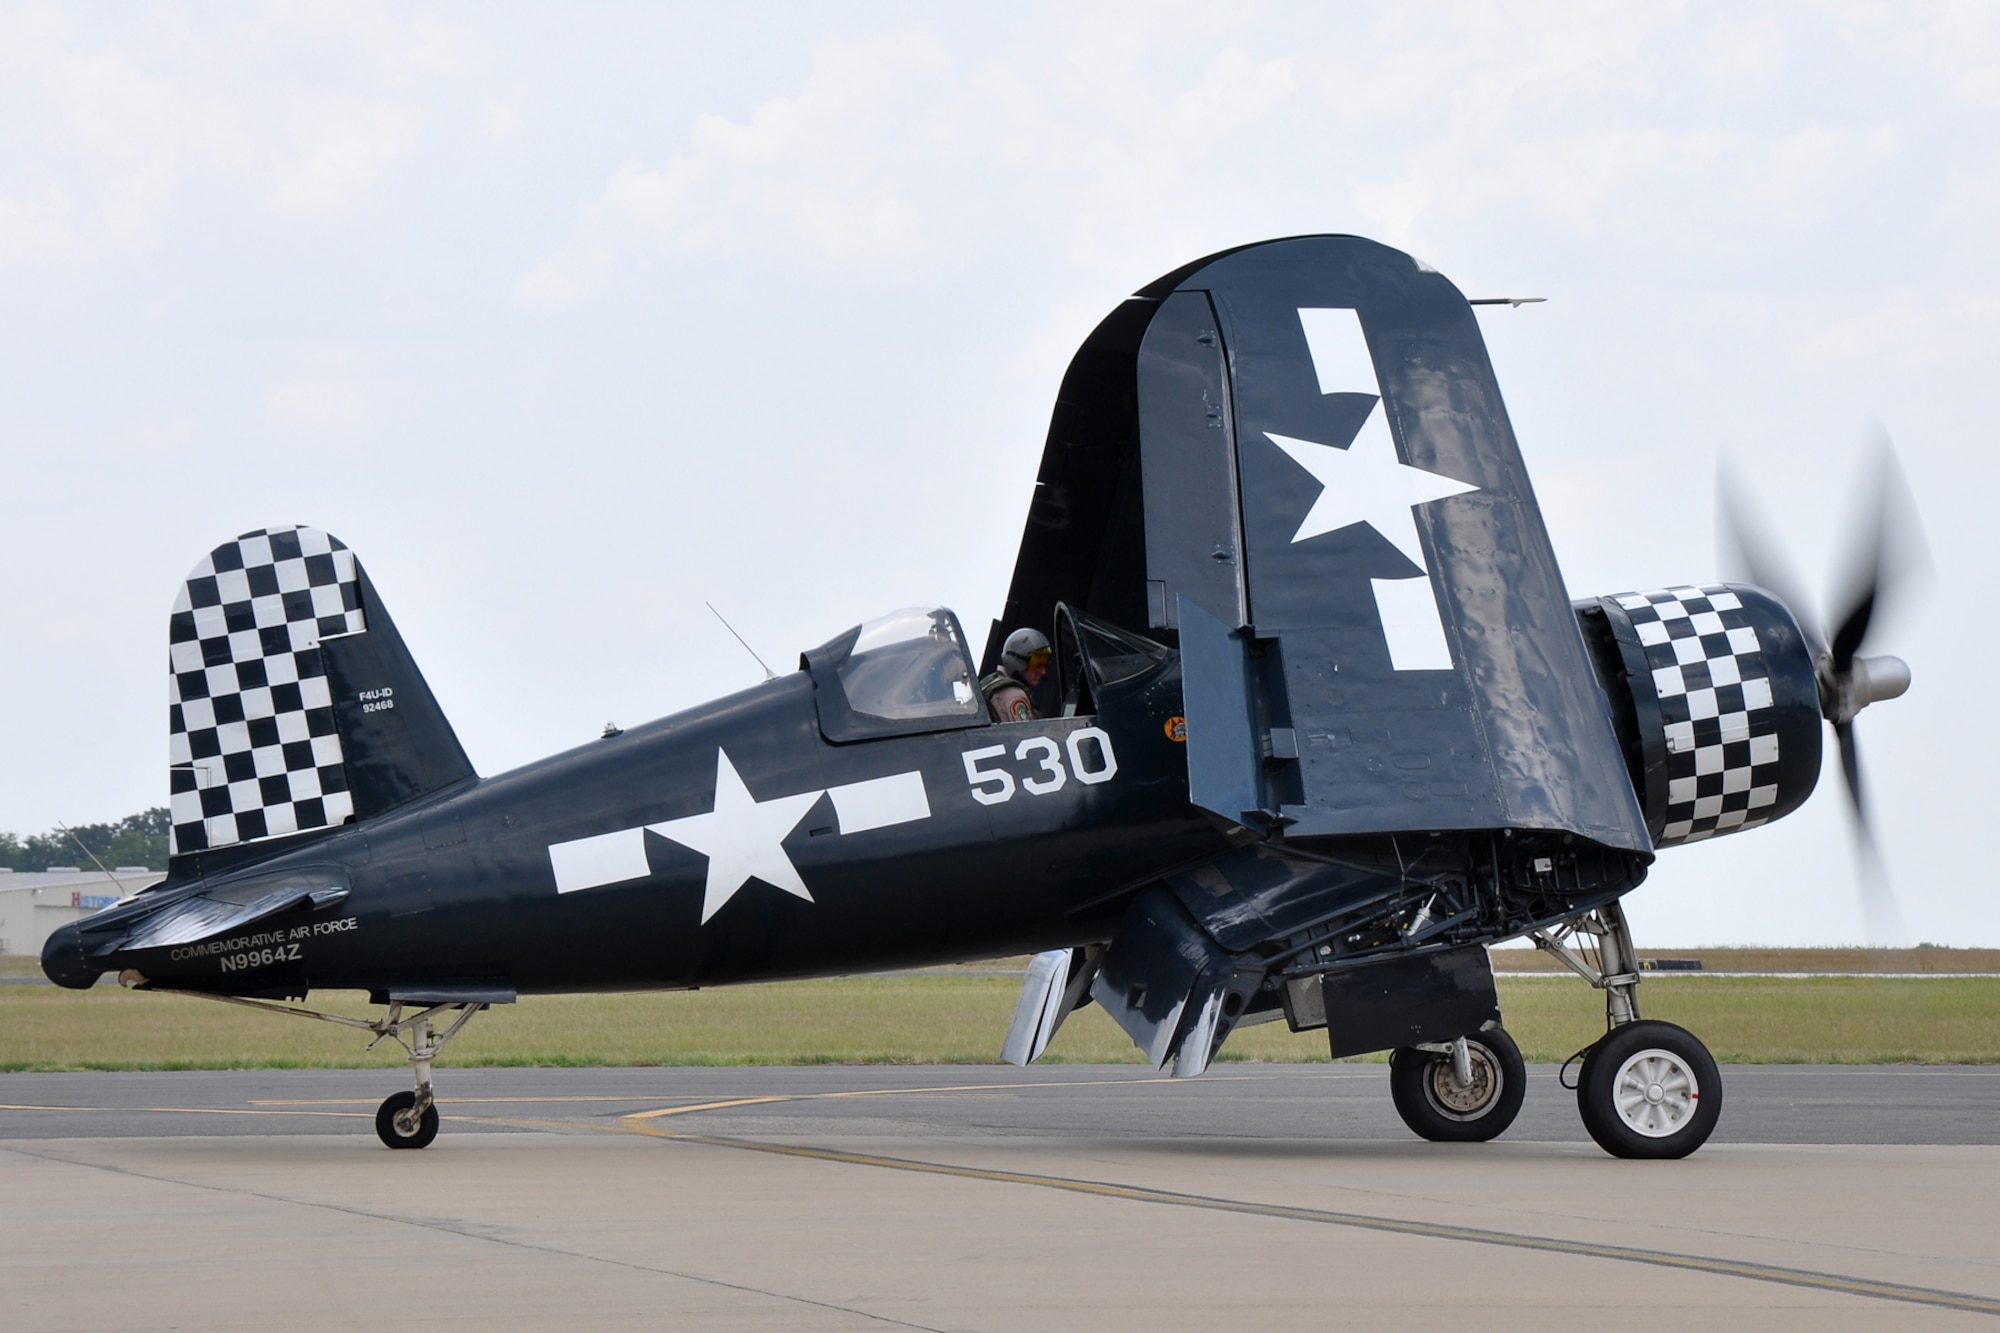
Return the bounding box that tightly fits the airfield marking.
[619,1104,2000,1317]
[0,1103,369,1120]
[246,1095,712,1106]
[618,1074,1222,1122]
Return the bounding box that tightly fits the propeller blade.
[1828,591,1875,675]
[1826,430,1931,673]
[1833,719,1865,822]
[1851,818,1910,948]
[1716,460,1825,657]
[1833,719,1909,946]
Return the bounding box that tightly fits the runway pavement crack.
[0,1143,961,1333]
[623,1126,2000,1318]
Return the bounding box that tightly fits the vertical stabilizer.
[167,526,473,857]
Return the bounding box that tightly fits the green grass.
[2,973,1996,1071]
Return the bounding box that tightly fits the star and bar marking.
[546,750,931,923]
[1266,307,1482,671]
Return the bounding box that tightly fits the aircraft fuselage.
[106,661,1218,999]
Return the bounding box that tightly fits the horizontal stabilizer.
[83,867,351,958]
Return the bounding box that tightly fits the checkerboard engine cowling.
[1611,585,1782,847]
[168,527,365,855]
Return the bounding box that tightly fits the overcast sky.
[2,2,1995,945]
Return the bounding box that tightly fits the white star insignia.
[1266,404,1477,569]
[648,750,824,924]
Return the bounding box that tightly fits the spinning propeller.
[1717,435,1928,945]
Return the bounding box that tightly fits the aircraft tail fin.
[167,526,474,859]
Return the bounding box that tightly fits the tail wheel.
[1388,1028,1527,1143]
[375,1090,440,1150]
[1576,1020,1721,1159]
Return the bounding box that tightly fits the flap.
[1088,889,1255,1077]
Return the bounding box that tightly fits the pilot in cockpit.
[981,628,1051,723]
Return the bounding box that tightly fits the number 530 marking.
[961,728,1119,806]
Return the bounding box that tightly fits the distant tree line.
[0,809,171,873]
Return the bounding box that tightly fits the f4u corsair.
[45,235,1914,1158]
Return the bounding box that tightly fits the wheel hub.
[1427,1047,1497,1116]
[1612,1049,1699,1137]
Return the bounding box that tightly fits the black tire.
[375,1091,439,1150]
[1576,1020,1721,1159]
[1388,1028,1527,1143]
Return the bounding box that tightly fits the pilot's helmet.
[1002,628,1052,678]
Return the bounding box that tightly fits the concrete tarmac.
[3,1064,1997,1330]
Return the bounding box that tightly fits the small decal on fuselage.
[166,914,359,972]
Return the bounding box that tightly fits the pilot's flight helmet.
[1001,628,1052,677]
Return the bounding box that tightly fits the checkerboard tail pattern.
[1612,585,1782,847]
[168,527,366,855]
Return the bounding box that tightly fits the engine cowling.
[1575,584,1822,849]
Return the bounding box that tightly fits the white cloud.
[1356,128,1734,243]
[514,262,579,310]
[1795,299,1924,366]
[611,32,952,256]
[530,31,1305,294]
[0,184,75,261]
[270,99,418,214]
[1705,14,1786,77]
[1759,125,1896,216]
[266,380,365,426]
[39,50,249,244]
[481,99,519,137]
[0,11,459,257]
[268,0,468,78]
[600,157,710,233]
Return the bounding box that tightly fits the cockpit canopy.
[803,607,985,743]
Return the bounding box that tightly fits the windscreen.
[837,608,981,721]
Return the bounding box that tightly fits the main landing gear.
[1530,902,1721,1159]
[1389,1027,1527,1142]
[126,976,486,1151]
[1383,902,1721,1157]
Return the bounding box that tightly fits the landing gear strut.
[132,980,486,1152]
[1529,901,1721,1159]
[366,1002,484,1150]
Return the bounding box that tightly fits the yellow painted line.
[620,1119,2000,1317]
[621,1074,1189,1122]
[0,1103,371,1120]
[248,1096,710,1107]
[452,1115,632,1134]
[625,1096,794,1121]
[0,1104,120,1112]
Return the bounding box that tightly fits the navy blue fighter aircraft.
[43,235,1917,1158]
